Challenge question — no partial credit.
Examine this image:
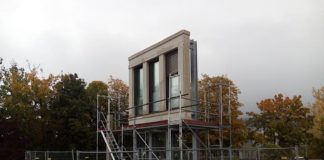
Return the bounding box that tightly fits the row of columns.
[129,54,167,117]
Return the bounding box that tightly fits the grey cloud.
[0,0,323,114]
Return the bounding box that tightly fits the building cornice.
[128,29,190,61]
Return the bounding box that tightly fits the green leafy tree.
[247,94,312,147]
[86,80,108,149]
[50,73,95,150]
[86,81,108,100]
[86,80,108,122]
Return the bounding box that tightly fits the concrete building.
[125,30,205,160]
[128,29,196,125]
[98,30,229,160]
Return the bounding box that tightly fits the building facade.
[126,30,200,159]
[128,30,197,125]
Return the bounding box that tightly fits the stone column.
[159,54,166,112]
[178,35,191,107]
[143,62,150,115]
[129,68,134,118]
[175,35,191,122]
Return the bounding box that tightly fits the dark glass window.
[149,61,160,113]
[165,50,178,109]
[134,66,143,116]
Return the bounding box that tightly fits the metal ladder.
[99,111,122,160]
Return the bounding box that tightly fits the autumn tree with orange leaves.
[198,74,247,147]
[308,87,324,158]
[247,94,313,147]
[86,76,129,130]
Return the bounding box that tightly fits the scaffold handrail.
[96,80,233,160]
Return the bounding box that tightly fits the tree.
[310,87,324,139]
[308,87,324,158]
[247,94,312,147]
[0,62,56,159]
[198,74,247,147]
[50,73,94,150]
[86,81,108,100]
[86,80,108,121]
[106,76,129,129]
[86,76,128,115]
[107,76,128,109]
[0,59,130,158]
[85,77,129,150]
[85,80,108,149]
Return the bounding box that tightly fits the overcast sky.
[1,0,323,113]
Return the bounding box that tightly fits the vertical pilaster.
[143,62,149,114]
[177,34,191,108]
[159,54,166,112]
[190,40,198,119]
[129,68,134,118]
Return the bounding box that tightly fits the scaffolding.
[96,79,233,160]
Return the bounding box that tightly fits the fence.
[77,151,110,160]
[25,147,304,160]
[25,151,74,160]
